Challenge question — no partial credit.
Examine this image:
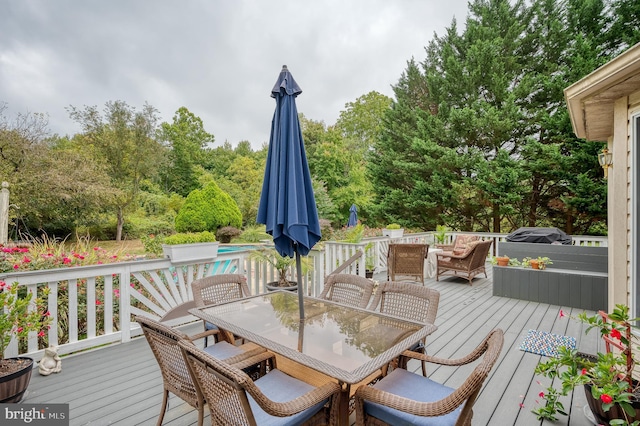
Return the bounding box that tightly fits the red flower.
[22,256,31,263]
[539,392,545,398]
[610,329,622,340]
[12,264,19,270]
[0,281,5,289]
[62,257,71,264]
[96,300,102,305]
[16,327,23,333]
[600,394,613,404]
[38,330,45,337]
[581,368,588,375]
[559,310,565,318]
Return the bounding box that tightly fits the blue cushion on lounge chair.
[205,321,218,331]
[203,341,244,359]
[364,368,462,426]
[248,369,328,425]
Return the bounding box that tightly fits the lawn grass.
[93,239,146,255]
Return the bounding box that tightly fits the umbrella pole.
[295,245,305,319]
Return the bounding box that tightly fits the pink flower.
[559,310,565,318]
[19,248,29,253]
[518,403,524,408]
[22,256,31,263]
[38,331,45,337]
[62,257,71,264]
[96,300,102,305]
[13,264,19,270]
[0,281,5,289]
[44,311,51,317]
[16,327,23,333]
[600,394,613,404]
[539,392,545,398]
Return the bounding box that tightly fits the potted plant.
[382,223,404,239]
[492,256,511,267]
[522,256,552,270]
[0,280,52,403]
[434,225,449,244]
[533,304,640,424]
[365,243,376,279]
[249,248,311,292]
[161,231,219,263]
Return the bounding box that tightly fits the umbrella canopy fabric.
[347,204,358,227]
[256,66,321,258]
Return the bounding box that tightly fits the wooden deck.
[23,264,602,425]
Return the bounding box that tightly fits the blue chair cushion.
[205,321,219,331]
[364,368,462,426]
[203,341,244,359]
[248,369,329,426]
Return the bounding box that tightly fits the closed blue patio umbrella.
[347,204,358,227]
[257,65,321,320]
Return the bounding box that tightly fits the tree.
[0,106,113,237]
[68,101,163,241]
[159,107,214,197]
[175,181,242,232]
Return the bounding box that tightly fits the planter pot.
[0,357,33,403]
[530,259,540,269]
[162,242,219,263]
[496,257,509,267]
[382,228,404,239]
[265,281,298,292]
[584,383,640,425]
[365,270,374,279]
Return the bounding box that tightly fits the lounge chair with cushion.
[178,338,341,426]
[436,234,480,254]
[354,329,504,426]
[436,240,493,285]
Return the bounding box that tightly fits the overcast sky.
[1,0,470,149]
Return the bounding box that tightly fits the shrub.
[216,226,241,243]
[175,182,242,232]
[236,225,270,243]
[162,231,216,245]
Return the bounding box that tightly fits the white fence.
[1,231,607,359]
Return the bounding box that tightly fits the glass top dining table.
[189,290,437,385]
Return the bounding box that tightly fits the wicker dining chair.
[319,273,375,309]
[192,274,251,346]
[178,338,342,426]
[387,243,429,285]
[436,240,493,285]
[136,315,269,426]
[354,329,504,426]
[368,281,440,376]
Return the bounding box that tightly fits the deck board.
[24,264,600,425]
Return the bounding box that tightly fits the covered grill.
[505,227,572,245]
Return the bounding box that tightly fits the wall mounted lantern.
[597,147,613,179]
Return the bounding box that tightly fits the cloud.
[0,0,469,148]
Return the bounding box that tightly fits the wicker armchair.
[192,274,251,345]
[435,234,480,253]
[368,281,440,376]
[319,273,375,308]
[354,329,504,426]
[136,315,269,426]
[436,240,493,285]
[387,243,429,285]
[178,338,341,426]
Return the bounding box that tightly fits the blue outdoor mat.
[519,329,576,357]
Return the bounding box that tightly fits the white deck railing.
[1,231,607,359]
